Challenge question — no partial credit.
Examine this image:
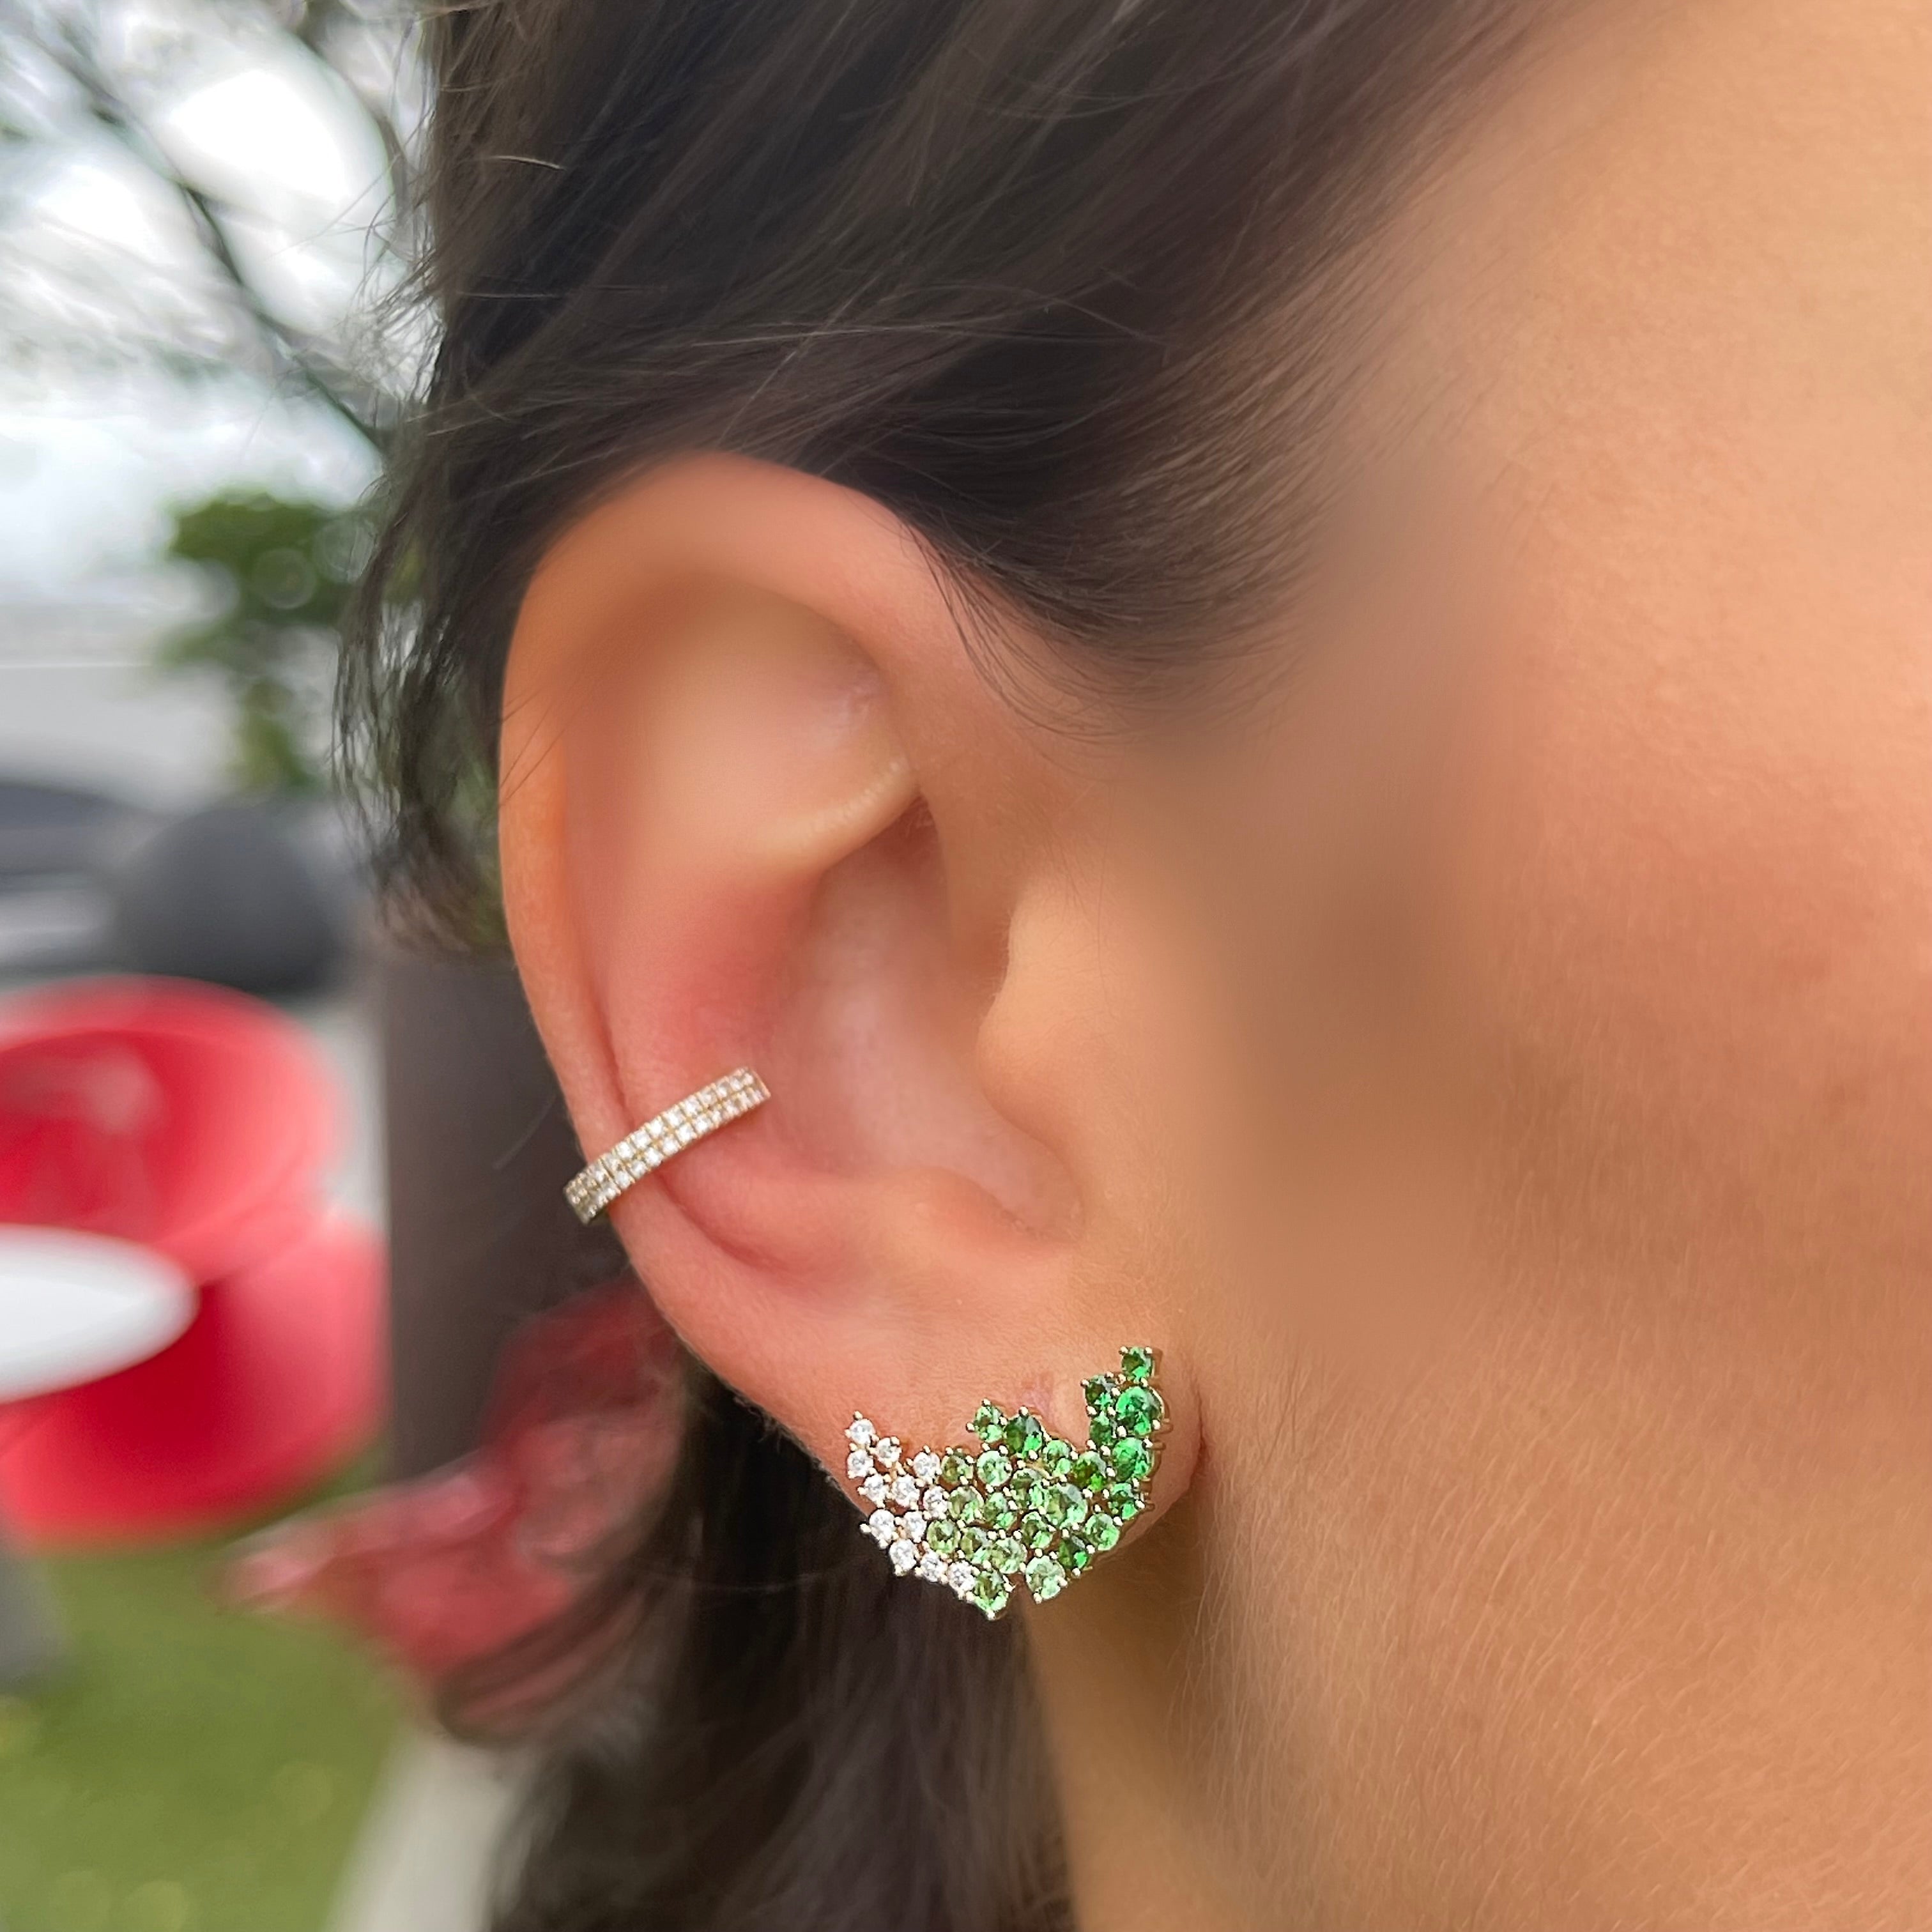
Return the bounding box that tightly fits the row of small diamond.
[845,1416,978,1597]
[564,1069,770,1223]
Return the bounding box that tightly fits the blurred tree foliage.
[0,0,423,444]
[162,492,371,795]
[1,1,426,795]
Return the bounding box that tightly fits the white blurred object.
[0,1223,193,1402]
[328,1728,528,1932]
[0,1225,194,1685]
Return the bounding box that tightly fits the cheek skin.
[1475,497,1932,1439]
[1152,3,1932,1926]
[1449,0,1931,1909]
[1462,0,1932,1428]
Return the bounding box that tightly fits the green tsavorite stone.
[972,1569,1011,1617]
[1020,1512,1056,1554]
[1042,1482,1088,1531]
[859,1346,1162,1616]
[1024,1555,1067,1602]
[1114,1384,1163,1438]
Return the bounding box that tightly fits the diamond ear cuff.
[842,1346,1168,1619]
[563,1068,770,1223]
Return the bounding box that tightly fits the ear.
[498,455,1194,1561]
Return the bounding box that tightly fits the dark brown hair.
[343,2,1542,1926]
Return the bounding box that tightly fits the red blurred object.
[230,1282,680,1685]
[0,1218,386,1546]
[0,976,385,1546]
[0,977,339,1282]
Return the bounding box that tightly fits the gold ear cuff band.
[564,1068,770,1223]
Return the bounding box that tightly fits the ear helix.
[843,1347,1169,1619]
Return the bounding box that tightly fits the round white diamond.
[846,1416,877,1448]
[859,1473,889,1506]
[875,1436,902,1471]
[889,1473,921,1508]
[901,1511,927,1544]
[917,1550,948,1583]
[867,1509,896,1547]
[911,1450,941,1484]
[888,1538,919,1575]
[947,1561,977,1598]
[845,1448,873,1480]
[922,1486,949,1518]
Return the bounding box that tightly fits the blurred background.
[0,5,617,1926]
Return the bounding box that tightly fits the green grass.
[0,1490,401,1932]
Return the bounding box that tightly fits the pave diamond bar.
[564,1069,770,1223]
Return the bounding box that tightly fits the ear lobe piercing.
[564,1068,769,1223]
[843,1346,1168,1618]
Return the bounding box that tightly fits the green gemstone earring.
[843,1345,1168,1618]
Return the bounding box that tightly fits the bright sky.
[0,33,397,594]
[0,382,377,594]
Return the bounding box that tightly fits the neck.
[1025,1502,1250,1932]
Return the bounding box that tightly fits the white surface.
[284,989,387,1227]
[0,581,230,808]
[0,1225,193,1401]
[0,653,230,811]
[328,1728,525,1932]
